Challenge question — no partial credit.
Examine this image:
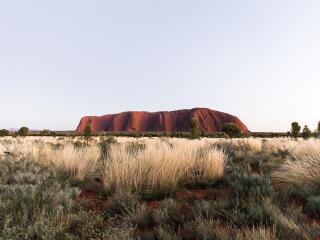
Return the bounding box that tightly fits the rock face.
[76,108,249,133]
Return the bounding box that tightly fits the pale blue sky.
[1,0,320,132]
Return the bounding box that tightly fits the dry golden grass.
[272,154,320,190]
[245,138,262,153]
[268,139,320,191]
[1,136,320,196]
[262,138,320,156]
[0,137,227,193]
[102,139,227,195]
[0,144,6,158]
[263,199,303,235]
[48,144,100,180]
[239,227,277,240]
[0,140,100,181]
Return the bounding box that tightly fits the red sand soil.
[76,107,249,133]
[175,189,211,201]
[146,200,161,209]
[75,181,112,212]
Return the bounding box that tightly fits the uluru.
[76,108,248,133]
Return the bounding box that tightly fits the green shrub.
[204,132,229,138]
[0,129,9,137]
[302,125,312,140]
[193,199,234,221]
[125,141,146,156]
[291,122,301,138]
[221,123,242,138]
[40,129,55,136]
[73,141,85,148]
[303,196,320,218]
[247,204,273,226]
[0,156,120,239]
[228,174,274,202]
[17,127,29,136]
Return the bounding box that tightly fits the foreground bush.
[0,156,119,239]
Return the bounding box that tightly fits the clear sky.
[1,0,320,132]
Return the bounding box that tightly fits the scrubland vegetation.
[1,136,320,239]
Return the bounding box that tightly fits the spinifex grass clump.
[272,155,320,193]
[102,140,227,198]
[5,141,101,181]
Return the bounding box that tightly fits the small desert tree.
[317,121,320,137]
[291,122,301,139]
[40,129,51,136]
[84,124,92,143]
[221,123,242,138]
[18,127,29,136]
[302,125,312,140]
[190,117,199,139]
[0,129,9,137]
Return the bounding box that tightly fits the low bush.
[125,141,146,156]
[228,174,274,202]
[247,203,273,226]
[303,196,320,218]
[0,129,9,137]
[0,156,111,239]
[17,127,29,136]
[40,129,55,136]
[221,123,242,138]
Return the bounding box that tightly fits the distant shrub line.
[27,131,234,138]
[1,120,320,138]
[0,130,312,138]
